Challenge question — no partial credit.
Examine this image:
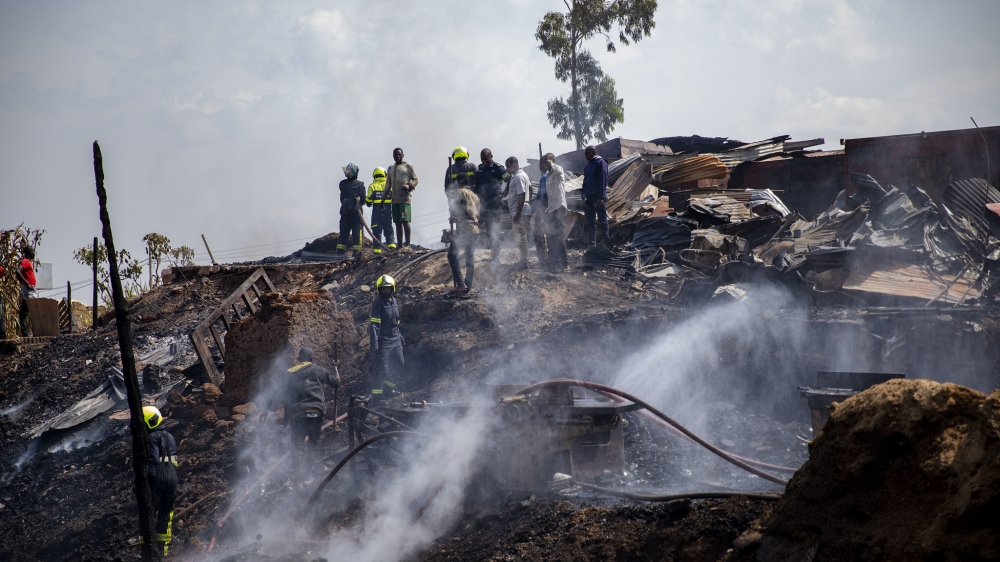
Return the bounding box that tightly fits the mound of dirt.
[732,379,1000,561]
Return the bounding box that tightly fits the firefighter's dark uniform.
[366,176,396,253]
[444,159,478,192]
[369,293,403,401]
[474,161,506,259]
[148,426,178,554]
[337,177,366,256]
[284,361,341,446]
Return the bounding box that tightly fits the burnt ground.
[1,244,997,561]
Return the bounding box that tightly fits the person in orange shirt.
[16,246,37,337]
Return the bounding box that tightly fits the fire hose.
[580,384,797,473]
[358,206,391,252]
[575,482,781,502]
[499,380,789,486]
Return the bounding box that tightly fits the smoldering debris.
[2,126,1000,562]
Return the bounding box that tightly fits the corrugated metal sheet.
[714,136,790,168]
[942,178,1000,236]
[843,260,981,304]
[844,125,1000,206]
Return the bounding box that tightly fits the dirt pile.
[418,496,771,562]
[222,291,359,405]
[731,379,1000,561]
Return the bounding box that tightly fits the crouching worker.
[283,347,341,480]
[144,406,178,556]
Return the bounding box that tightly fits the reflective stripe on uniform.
[373,248,382,254]
[159,455,177,463]
[370,317,381,323]
[371,389,383,394]
[450,171,475,178]
[337,244,347,250]
[388,243,397,248]
[384,381,396,388]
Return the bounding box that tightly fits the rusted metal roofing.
[843,260,981,304]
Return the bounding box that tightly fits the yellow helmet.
[143,406,164,429]
[452,146,469,160]
[373,166,386,179]
[375,274,396,293]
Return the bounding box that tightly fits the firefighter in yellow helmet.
[369,274,404,404]
[365,167,396,253]
[444,146,477,193]
[144,406,178,555]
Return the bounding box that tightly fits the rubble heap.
[732,379,1000,561]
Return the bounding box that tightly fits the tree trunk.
[93,141,160,562]
[570,39,584,150]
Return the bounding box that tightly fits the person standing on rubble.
[504,156,532,268]
[474,148,507,261]
[386,148,418,248]
[447,182,481,294]
[369,274,404,404]
[366,166,396,253]
[582,146,609,247]
[280,347,341,478]
[336,163,366,258]
[16,245,37,337]
[143,406,178,556]
[540,153,569,271]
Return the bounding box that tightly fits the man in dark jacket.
[283,347,341,450]
[582,146,609,246]
[337,163,366,258]
[474,148,507,261]
[369,274,404,404]
[144,406,178,556]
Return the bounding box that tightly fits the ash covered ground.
[1,244,996,562]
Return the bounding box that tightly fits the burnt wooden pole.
[93,141,160,561]
[92,236,99,330]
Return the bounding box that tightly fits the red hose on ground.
[497,380,789,486]
[306,431,432,506]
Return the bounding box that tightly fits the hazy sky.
[2,0,999,296]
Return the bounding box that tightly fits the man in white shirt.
[504,156,532,267]
[540,153,568,271]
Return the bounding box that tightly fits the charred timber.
[93,141,160,561]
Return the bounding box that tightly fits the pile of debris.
[730,379,1000,561]
[577,171,999,308]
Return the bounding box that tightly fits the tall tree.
[536,0,657,149]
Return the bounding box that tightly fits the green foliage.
[143,233,172,286]
[536,0,657,149]
[73,242,144,306]
[1,225,45,337]
[169,245,195,267]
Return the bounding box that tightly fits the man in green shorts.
[386,147,419,247]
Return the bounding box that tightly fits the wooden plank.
[188,331,221,385]
[232,303,245,321]
[221,314,232,330]
[241,293,256,314]
[261,270,277,292]
[209,323,226,360]
[250,283,263,298]
[25,298,61,337]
